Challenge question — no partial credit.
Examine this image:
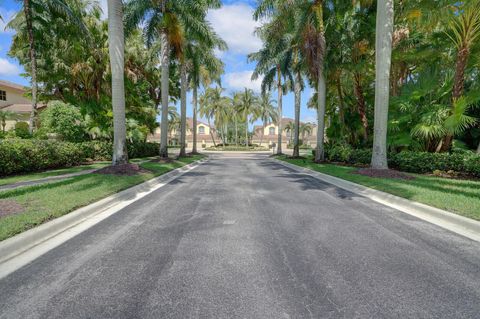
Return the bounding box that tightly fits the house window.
[269,127,275,135]
[0,90,6,101]
[198,126,205,134]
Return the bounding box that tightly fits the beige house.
[252,117,318,149]
[0,80,45,132]
[147,117,219,149]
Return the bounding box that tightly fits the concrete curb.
[271,158,480,242]
[0,158,208,267]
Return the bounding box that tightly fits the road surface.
[1,153,479,318]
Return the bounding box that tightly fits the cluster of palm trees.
[250,0,394,168]
[199,87,277,147]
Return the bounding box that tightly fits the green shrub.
[0,139,85,176]
[463,154,480,177]
[0,140,161,176]
[389,152,466,174]
[14,122,31,139]
[39,101,86,142]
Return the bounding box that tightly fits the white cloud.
[207,3,262,55]
[98,0,108,20]
[224,70,263,92]
[0,58,20,76]
[0,8,17,34]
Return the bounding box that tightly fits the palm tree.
[296,0,327,161]
[12,0,83,134]
[125,0,221,158]
[299,123,313,144]
[0,110,14,132]
[107,0,127,165]
[440,2,480,151]
[199,87,226,147]
[371,0,394,169]
[254,92,277,146]
[284,121,295,146]
[235,88,260,147]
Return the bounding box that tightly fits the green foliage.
[0,140,161,176]
[39,101,86,142]
[14,122,31,139]
[0,139,85,176]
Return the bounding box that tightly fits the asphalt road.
[1,153,479,318]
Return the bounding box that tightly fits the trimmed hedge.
[0,139,160,176]
[317,144,480,177]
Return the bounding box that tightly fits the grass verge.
[0,155,204,241]
[276,155,480,221]
[0,157,158,187]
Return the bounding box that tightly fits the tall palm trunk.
[24,0,38,134]
[108,0,127,165]
[207,117,216,147]
[179,61,187,157]
[442,45,471,152]
[354,72,368,142]
[234,116,238,146]
[245,116,249,147]
[192,86,198,153]
[315,32,327,163]
[259,123,265,146]
[159,30,170,158]
[371,0,394,169]
[293,71,301,157]
[276,65,283,155]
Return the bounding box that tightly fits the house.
[147,117,219,149]
[0,80,44,131]
[252,117,318,149]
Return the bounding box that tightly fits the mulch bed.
[353,168,416,180]
[95,163,150,176]
[0,200,25,218]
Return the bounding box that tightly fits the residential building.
[0,80,44,131]
[252,117,318,149]
[147,117,220,149]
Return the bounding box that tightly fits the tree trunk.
[245,116,249,147]
[179,61,187,157]
[159,30,170,158]
[336,76,345,130]
[235,116,238,146]
[293,72,301,157]
[315,32,327,163]
[441,45,470,152]
[192,86,198,153]
[24,0,38,134]
[207,117,216,147]
[108,0,128,165]
[259,124,264,146]
[371,0,394,169]
[354,72,368,142]
[276,65,283,155]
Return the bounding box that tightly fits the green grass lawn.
[0,157,158,187]
[0,155,204,241]
[277,155,480,221]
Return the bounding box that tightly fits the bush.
[389,152,466,174]
[14,122,31,139]
[0,139,85,176]
[39,101,86,142]
[0,139,161,176]
[320,143,480,177]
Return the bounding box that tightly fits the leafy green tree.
[254,92,277,146]
[39,101,85,142]
[234,88,260,147]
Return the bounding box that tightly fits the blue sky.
[0,0,317,124]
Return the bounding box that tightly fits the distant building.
[0,80,45,131]
[147,117,220,149]
[252,117,318,149]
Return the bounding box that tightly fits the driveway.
[1,153,479,318]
